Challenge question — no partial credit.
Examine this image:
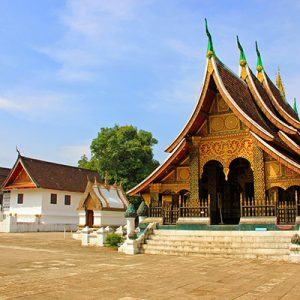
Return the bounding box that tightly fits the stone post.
[124,203,137,239]
[81,226,92,246]
[96,227,106,246]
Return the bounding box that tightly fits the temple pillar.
[253,145,266,203]
[189,138,200,203]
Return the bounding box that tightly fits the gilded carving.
[217,95,229,112]
[265,161,281,178]
[177,167,190,181]
[266,180,300,191]
[209,114,240,133]
[253,145,266,201]
[210,116,224,132]
[199,133,253,175]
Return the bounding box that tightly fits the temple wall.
[264,154,300,190]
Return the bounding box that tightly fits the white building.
[0,155,101,232]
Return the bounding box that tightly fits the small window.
[50,193,57,204]
[17,194,23,204]
[65,195,71,205]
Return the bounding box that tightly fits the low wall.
[0,216,77,232]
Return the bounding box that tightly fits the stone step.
[149,235,291,243]
[141,248,290,261]
[153,230,295,237]
[140,229,294,261]
[145,239,290,249]
[142,244,290,256]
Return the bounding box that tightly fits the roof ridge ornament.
[294,97,298,116]
[237,36,247,67]
[16,146,21,157]
[205,18,214,58]
[276,66,286,100]
[256,41,263,72]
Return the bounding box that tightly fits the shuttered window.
[65,195,71,205]
[50,193,57,204]
[17,193,23,204]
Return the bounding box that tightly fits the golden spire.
[276,66,286,99]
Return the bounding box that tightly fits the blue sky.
[0,0,299,168]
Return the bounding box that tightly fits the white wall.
[8,189,42,222]
[6,188,81,225]
[41,189,81,225]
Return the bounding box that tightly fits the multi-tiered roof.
[128,21,300,196]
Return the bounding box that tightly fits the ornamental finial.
[236,36,247,67]
[205,19,214,58]
[256,41,263,72]
[294,97,298,116]
[104,171,108,186]
[276,66,286,100]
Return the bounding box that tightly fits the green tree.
[78,125,159,195]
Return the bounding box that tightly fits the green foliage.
[105,233,123,248]
[78,125,160,192]
[291,233,300,245]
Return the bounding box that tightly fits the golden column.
[189,137,200,203]
[253,145,266,206]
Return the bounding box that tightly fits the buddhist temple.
[128,21,300,228]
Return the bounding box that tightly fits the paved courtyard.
[0,232,299,300]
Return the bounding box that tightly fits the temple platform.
[141,229,297,261]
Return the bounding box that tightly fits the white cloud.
[37,0,140,81]
[61,143,91,162]
[0,90,69,118]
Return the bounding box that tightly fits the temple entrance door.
[225,158,253,224]
[86,210,94,227]
[201,158,253,225]
[201,160,225,225]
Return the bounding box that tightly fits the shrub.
[291,233,300,245]
[105,233,124,248]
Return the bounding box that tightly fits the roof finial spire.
[104,171,108,186]
[256,41,263,72]
[16,146,21,156]
[276,66,286,100]
[294,97,298,115]
[236,36,247,67]
[205,18,214,58]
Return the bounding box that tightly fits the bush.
[291,234,300,245]
[105,233,124,248]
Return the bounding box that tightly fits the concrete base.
[118,239,139,255]
[239,216,276,225]
[141,217,163,225]
[289,244,300,263]
[177,217,210,225]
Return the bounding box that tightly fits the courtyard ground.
[0,232,299,300]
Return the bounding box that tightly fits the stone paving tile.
[0,232,300,299]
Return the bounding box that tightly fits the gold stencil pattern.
[199,134,253,173]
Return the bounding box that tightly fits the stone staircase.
[141,229,294,261]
